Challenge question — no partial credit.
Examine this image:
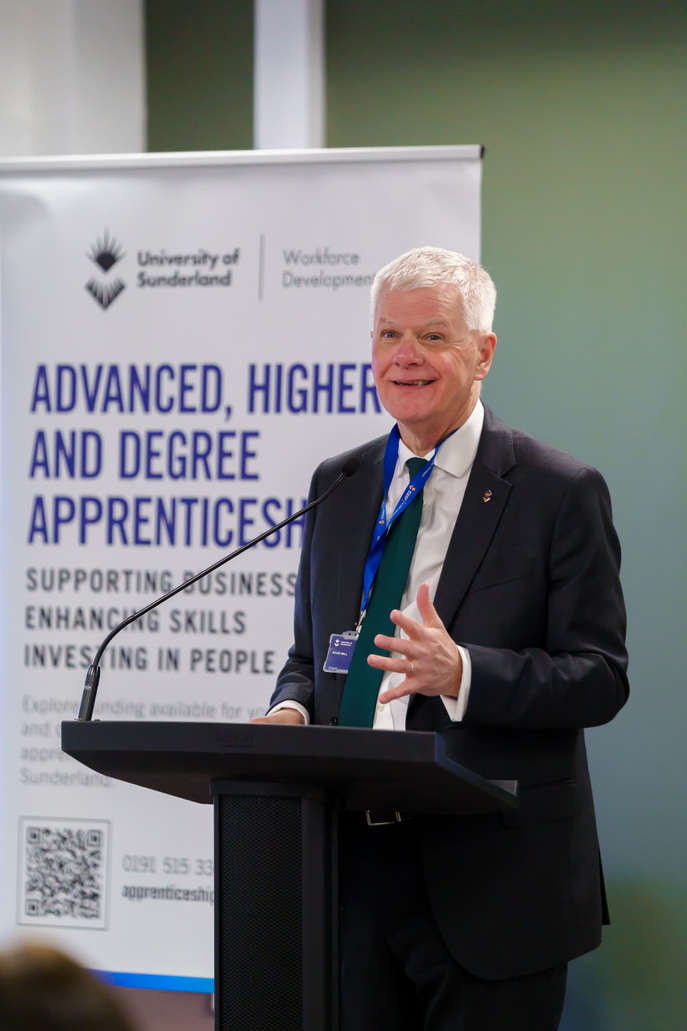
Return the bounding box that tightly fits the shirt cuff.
[266,700,310,724]
[440,646,472,722]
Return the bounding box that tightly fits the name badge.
[323,632,358,674]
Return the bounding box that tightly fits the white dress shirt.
[270,400,485,728]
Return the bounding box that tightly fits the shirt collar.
[396,399,484,480]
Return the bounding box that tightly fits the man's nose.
[393,335,423,365]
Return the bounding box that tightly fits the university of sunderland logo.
[85,230,126,309]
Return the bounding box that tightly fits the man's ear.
[475,333,497,381]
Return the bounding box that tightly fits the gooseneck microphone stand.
[76,458,360,721]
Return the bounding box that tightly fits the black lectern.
[62,721,518,1031]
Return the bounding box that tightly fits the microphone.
[77,457,360,721]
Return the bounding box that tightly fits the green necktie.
[338,457,428,728]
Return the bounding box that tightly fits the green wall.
[146,0,253,151]
[145,2,686,1025]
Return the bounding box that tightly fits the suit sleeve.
[462,466,629,729]
[268,465,320,719]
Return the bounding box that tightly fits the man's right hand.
[251,708,306,725]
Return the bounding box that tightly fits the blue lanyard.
[358,425,454,621]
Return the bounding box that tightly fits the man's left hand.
[369,582,462,703]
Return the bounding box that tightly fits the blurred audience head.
[0,941,136,1031]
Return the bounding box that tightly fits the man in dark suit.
[256,247,628,1030]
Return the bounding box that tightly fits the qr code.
[17,817,110,930]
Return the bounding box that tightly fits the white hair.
[371,246,497,333]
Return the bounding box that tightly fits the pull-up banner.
[0,146,481,989]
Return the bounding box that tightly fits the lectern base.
[212,781,338,1031]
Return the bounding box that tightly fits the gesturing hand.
[368,582,463,704]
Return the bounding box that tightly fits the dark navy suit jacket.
[270,404,629,979]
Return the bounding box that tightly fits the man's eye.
[426,334,442,342]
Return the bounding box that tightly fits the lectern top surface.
[61,721,518,815]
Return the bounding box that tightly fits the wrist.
[445,645,463,698]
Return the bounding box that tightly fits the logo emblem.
[85,230,126,310]
[483,490,493,503]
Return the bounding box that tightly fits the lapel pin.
[483,490,493,503]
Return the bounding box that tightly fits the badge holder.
[322,630,359,674]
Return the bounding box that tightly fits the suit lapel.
[336,438,386,631]
[432,405,516,633]
[432,463,512,631]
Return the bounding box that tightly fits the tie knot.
[406,457,428,478]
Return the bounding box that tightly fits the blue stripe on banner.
[93,970,214,993]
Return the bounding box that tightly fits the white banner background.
[0,147,481,989]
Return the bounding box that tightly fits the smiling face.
[371,284,496,454]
